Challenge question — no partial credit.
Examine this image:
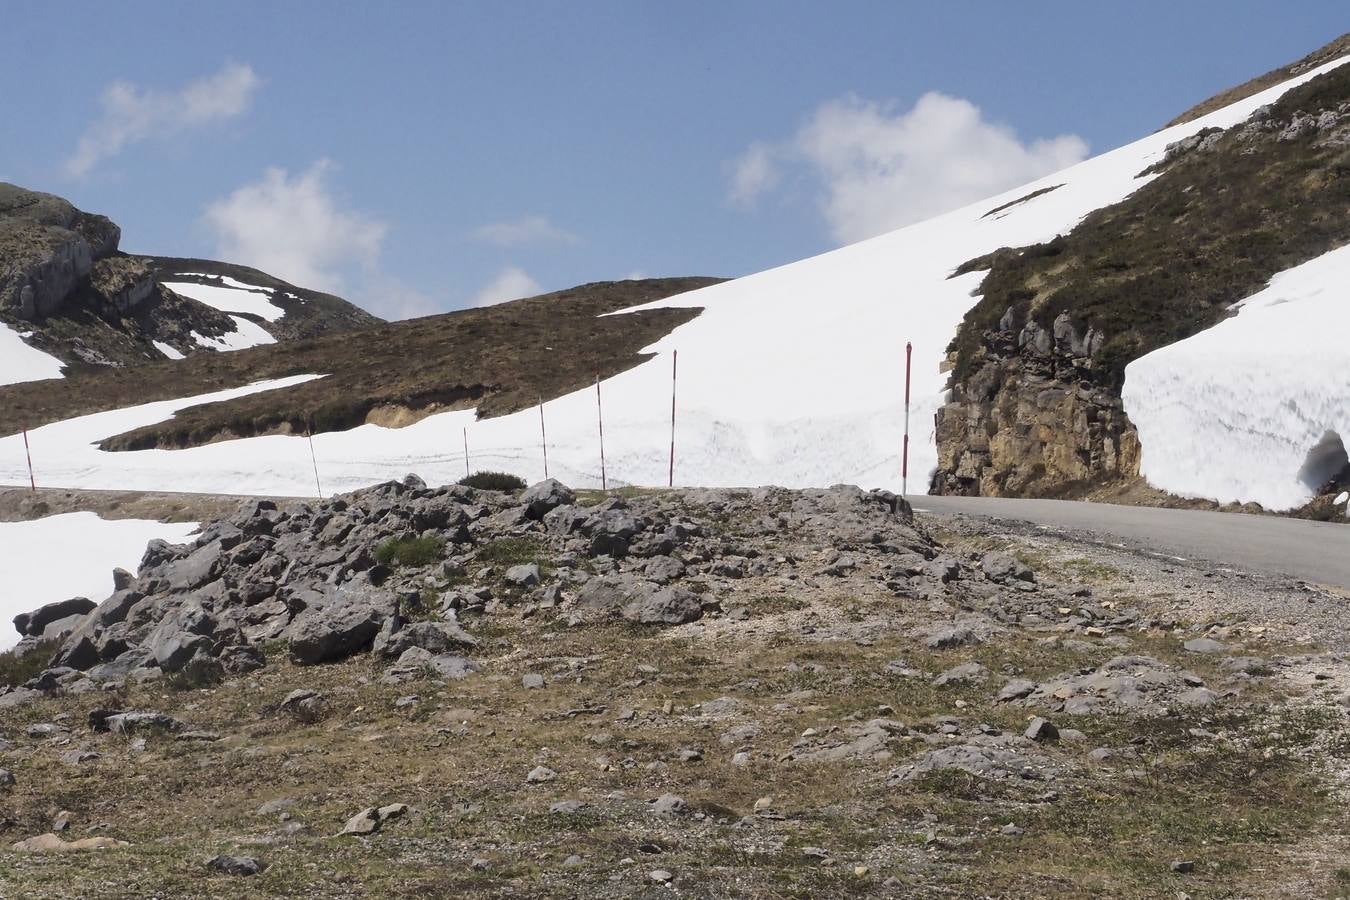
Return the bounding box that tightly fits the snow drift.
[0,513,198,651]
[1123,243,1350,510]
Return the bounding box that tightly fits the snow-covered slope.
[0,56,1346,498]
[164,277,285,351]
[0,513,199,651]
[162,276,289,323]
[1123,243,1350,510]
[0,323,63,386]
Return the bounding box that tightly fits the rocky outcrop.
[0,183,123,320]
[1,478,924,705]
[937,62,1350,501]
[933,309,1139,497]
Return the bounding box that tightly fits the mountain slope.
[0,183,379,381]
[2,40,1348,508]
[934,40,1350,510]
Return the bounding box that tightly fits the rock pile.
[2,478,925,707]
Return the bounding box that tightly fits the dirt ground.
[0,484,1347,899]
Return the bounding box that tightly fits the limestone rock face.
[932,307,1139,497]
[0,182,122,319]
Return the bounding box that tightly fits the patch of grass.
[458,470,525,492]
[0,639,55,687]
[373,535,445,569]
[476,536,545,566]
[1060,556,1122,582]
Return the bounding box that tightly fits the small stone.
[853,865,869,877]
[752,796,774,813]
[338,803,407,836]
[550,800,587,815]
[730,751,751,767]
[1024,716,1059,742]
[652,793,688,816]
[1183,638,1226,654]
[60,750,100,765]
[471,857,491,871]
[1171,860,1195,873]
[997,679,1037,702]
[650,869,674,883]
[206,854,266,876]
[0,769,14,788]
[522,673,546,689]
[504,563,541,588]
[526,765,557,784]
[563,854,584,867]
[1000,823,1025,836]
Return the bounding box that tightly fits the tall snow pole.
[902,342,912,498]
[668,350,678,488]
[306,418,323,500]
[462,426,470,478]
[22,426,35,493]
[539,396,550,480]
[595,373,607,491]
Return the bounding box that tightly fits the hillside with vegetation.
[933,38,1350,505]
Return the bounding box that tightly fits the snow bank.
[191,316,276,351]
[1123,243,1350,510]
[164,277,286,322]
[153,341,185,360]
[0,513,199,650]
[0,324,63,386]
[0,57,1345,498]
[0,375,323,496]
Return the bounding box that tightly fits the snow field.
[191,316,277,351]
[1123,243,1350,510]
[0,323,64,386]
[0,513,199,650]
[163,277,287,322]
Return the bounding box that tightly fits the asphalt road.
[912,495,1350,591]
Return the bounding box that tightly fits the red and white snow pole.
[668,350,678,488]
[22,426,36,493]
[539,396,550,480]
[306,418,323,500]
[902,341,912,498]
[595,373,607,490]
[462,426,470,478]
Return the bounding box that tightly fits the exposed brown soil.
[0,486,293,524]
[1,489,1347,897]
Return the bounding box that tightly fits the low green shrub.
[0,640,56,688]
[374,535,446,569]
[458,470,527,492]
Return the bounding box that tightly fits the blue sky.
[3,2,1346,318]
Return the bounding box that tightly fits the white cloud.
[203,159,387,295]
[471,266,541,307]
[729,92,1088,244]
[727,142,780,208]
[65,61,261,178]
[472,215,578,247]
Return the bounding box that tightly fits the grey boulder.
[287,583,398,665]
